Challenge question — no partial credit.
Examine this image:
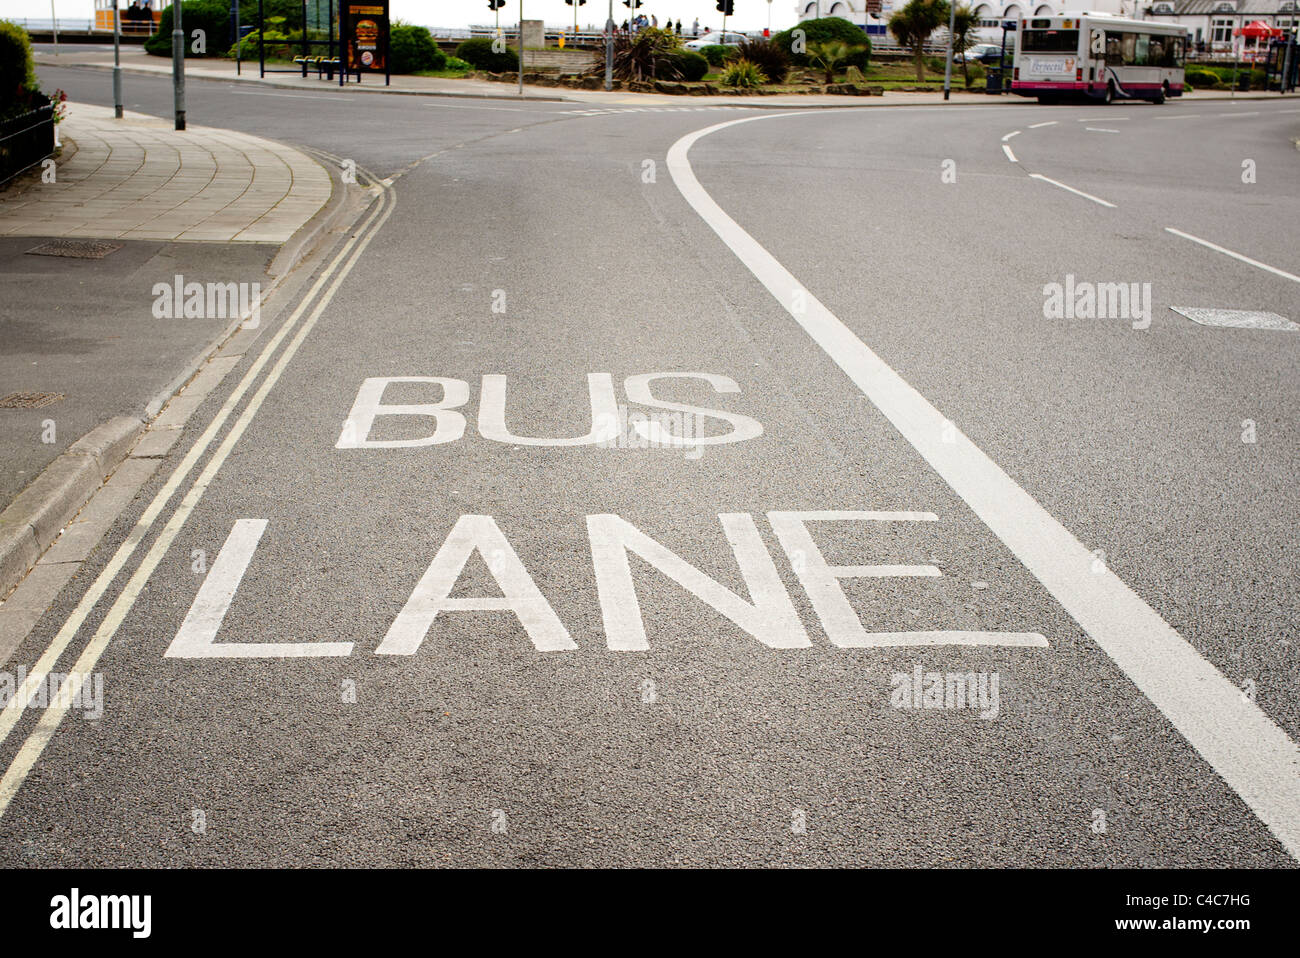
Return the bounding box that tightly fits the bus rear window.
[1021,29,1079,52]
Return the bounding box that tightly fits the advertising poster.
[345,1,389,74]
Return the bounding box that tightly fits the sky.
[0,0,811,34]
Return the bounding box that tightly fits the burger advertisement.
[345,2,389,73]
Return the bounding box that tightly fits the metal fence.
[0,102,56,187]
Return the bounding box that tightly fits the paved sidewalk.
[0,101,331,242]
[33,44,1300,109]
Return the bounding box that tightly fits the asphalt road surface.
[3,64,1297,867]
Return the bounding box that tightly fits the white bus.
[1011,13,1191,104]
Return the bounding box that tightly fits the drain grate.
[0,392,65,409]
[25,240,123,259]
[1170,307,1298,331]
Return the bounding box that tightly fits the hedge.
[773,16,870,71]
[1,19,39,117]
[144,0,237,57]
[390,23,445,74]
[455,36,520,72]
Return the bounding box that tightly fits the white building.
[795,0,1133,44]
[795,0,1299,50]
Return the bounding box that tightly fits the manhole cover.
[25,240,123,259]
[0,392,65,409]
[1170,307,1298,331]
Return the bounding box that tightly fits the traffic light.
[716,0,734,14]
[622,0,642,8]
[487,0,506,9]
[565,0,587,5]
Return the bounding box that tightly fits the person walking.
[692,18,700,37]
[675,19,682,35]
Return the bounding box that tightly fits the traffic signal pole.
[605,0,614,90]
[943,0,956,100]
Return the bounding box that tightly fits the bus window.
[1150,37,1166,66]
[1135,33,1150,65]
[1021,29,1080,52]
[1106,33,1123,64]
[1121,32,1136,65]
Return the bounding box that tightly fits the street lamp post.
[518,0,524,95]
[172,0,186,129]
[605,0,614,90]
[943,0,956,100]
[50,0,58,51]
[113,3,123,117]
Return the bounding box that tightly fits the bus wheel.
[1154,81,1168,104]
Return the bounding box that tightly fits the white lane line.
[1085,127,1120,133]
[839,632,1050,648]
[0,187,390,756]
[1218,111,1260,117]
[230,91,351,100]
[1154,113,1201,120]
[1028,173,1116,208]
[668,111,1300,860]
[0,184,396,820]
[425,102,547,113]
[1076,116,1128,121]
[1028,120,1057,128]
[1002,144,1018,162]
[1001,130,1022,141]
[1165,227,1300,284]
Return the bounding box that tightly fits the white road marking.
[0,183,396,819]
[1154,113,1201,120]
[1002,144,1017,162]
[0,185,390,756]
[166,521,353,658]
[230,91,351,101]
[1076,116,1128,121]
[1028,173,1116,208]
[1085,127,1120,133]
[1165,227,1300,284]
[767,511,1047,649]
[1027,120,1057,128]
[1001,130,1021,141]
[668,111,1300,860]
[425,102,546,113]
[1218,111,1260,117]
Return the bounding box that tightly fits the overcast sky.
[2,1,814,34]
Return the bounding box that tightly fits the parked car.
[965,43,1006,63]
[683,32,748,50]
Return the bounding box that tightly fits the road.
[2,63,1297,867]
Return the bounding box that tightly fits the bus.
[1011,13,1190,104]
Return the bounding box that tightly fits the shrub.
[455,36,520,72]
[668,50,710,82]
[773,16,870,70]
[720,59,767,88]
[0,20,39,116]
[735,38,790,83]
[591,27,685,81]
[443,56,472,73]
[389,23,445,73]
[698,44,733,67]
[964,61,985,88]
[1184,67,1218,89]
[144,0,236,57]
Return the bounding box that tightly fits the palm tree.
[951,5,978,87]
[806,40,865,84]
[889,0,950,82]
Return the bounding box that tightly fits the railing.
[0,101,56,187]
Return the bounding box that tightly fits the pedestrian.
[651,14,658,29]
[692,17,699,37]
[675,20,682,35]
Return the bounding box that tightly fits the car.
[964,43,1007,63]
[682,32,748,50]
